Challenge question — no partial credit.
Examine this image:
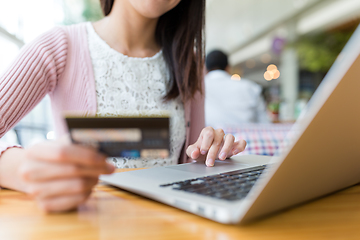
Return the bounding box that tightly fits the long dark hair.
[99,0,205,102]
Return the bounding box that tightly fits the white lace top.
[86,22,186,168]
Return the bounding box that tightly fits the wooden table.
[1,168,360,240]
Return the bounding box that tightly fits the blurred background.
[0,0,360,148]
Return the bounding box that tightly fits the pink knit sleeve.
[0,27,68,154]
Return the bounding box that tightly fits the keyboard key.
[160,165,267,201]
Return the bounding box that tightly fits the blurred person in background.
[0,0,246,213]
[205,50,270,128]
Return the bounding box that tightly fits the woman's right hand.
[18,138,115,212]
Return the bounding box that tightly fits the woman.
[0,0,246,212]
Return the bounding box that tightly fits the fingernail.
[206,158,214,167]
[201,150,207,155]
[192,149,196,155]
[233,150,240,155]
[220,152,226,160]
[107,163,115,173]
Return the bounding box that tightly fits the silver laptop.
[100,24,360,224]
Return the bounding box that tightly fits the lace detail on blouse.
[86,22,186,168]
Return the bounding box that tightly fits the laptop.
[100,24,360,224]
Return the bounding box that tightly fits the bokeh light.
[46,131,55,140]
[267,64,277,71]
[264,64,280,81]
[264,71,273,81]
[273,69,280,79]
[231,74,241,81]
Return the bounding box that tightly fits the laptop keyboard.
[159,165,267,201]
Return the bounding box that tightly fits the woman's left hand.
[186,127,247,167]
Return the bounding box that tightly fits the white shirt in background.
[205,70,269,128]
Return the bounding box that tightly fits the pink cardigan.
[0,23,204,164]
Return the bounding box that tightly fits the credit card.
[65,117,170,159]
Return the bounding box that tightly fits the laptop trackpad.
[166,160,251,175]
